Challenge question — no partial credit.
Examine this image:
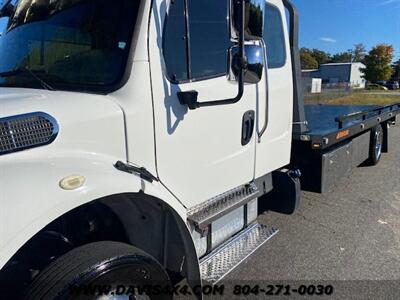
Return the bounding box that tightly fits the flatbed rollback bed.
[291,103,400,193]
[1,0,400,296]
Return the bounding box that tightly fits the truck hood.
[0,88,127,160]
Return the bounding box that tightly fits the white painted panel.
[109,62,157,176]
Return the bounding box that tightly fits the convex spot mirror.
[230,45,264,84]
[231,0,265,41]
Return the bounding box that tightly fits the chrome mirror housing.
[230,44,264,84]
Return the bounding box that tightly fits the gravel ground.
[219,125,400,299]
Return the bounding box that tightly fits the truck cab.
[0,0,309,298]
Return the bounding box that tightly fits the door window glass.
[162,0,188,82]
[264,3,286,68]
[162,0,232,82]
[188,0,231,79]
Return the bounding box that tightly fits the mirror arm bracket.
[177,0,246,110]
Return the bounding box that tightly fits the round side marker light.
[59,175,85,190]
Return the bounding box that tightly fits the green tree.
[311,49,331,66]
[300,48,318,69]
[362,44,394,83]
[351,43,367,62]
[331,51,352,63]
[392,59,400,80]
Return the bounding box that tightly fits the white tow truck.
[0,0,399,298]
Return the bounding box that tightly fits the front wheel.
[367,124,384,166]
[25,241,172,300]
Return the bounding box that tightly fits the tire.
[25,241,172,300]
[367,124,384,166]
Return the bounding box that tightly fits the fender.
[0,151,189,270]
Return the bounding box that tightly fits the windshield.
[0,0,140,93]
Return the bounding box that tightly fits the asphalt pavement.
[220,125,400,299]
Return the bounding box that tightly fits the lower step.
[199,223,278,284]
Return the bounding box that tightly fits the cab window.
[264,3,286,68]
[163,0,232,83]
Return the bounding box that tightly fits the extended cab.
[0,0,398,298]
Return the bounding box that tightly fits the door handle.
[242,110,255,146]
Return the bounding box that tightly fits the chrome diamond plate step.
[199,223,278,284]
[188,182,259,231]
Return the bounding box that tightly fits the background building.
[319,62,366,88]
[302,62,366,92]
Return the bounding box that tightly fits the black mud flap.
[259,169,301,215]
[382,121,390,153]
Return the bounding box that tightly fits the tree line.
[300,43,400,83]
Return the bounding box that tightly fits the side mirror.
[230,45,264,84]
[231,0,265,41]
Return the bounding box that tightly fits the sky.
[0,0,399,60]
[291,0,400,60]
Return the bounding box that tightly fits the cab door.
[148,0,258,208]
[254,0,294,179]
